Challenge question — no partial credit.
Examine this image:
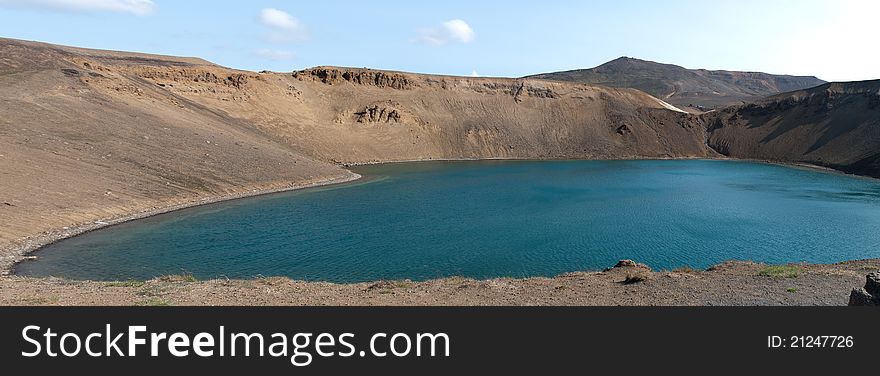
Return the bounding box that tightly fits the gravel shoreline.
[1,172,362,276]
[2,259,877,306]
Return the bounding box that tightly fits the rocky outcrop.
[849,272,880,306]
[604,259,650,271]
[512,81,558,102]
[135,68,254,88]
[223,73,249,89]
[355,104,402,123]
[294,67,413,89]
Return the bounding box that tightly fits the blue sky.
[0,0,876,81]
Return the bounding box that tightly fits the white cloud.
[470,69,479,77]
[260,8,299,31]
[443,19,475,43]
[259,8,306,43]
[255,48,295,61]
[0,0,155,15]
[414,19,475,46]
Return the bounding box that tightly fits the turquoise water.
[15,160,880,282]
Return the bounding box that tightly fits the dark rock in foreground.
[848,272,880,306]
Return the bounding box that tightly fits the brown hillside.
[0,38,355,268]
[705,81,880,178]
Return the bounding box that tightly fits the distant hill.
[526,57,826,109]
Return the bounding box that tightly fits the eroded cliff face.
[705,81,880,177]
[293,67,414,90]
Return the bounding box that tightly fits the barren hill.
[0,38,711,268]
[0,39,359,268]
[705,80,880,178]
[527,57,826,110]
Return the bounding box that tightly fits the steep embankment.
[527,57,826,110]
[0,38,712,269]
[705,81,880,178]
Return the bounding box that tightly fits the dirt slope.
[705,80,880,178]
[527,57,826,110]
[0,39,355,268]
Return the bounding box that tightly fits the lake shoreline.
[1,172,362,277]
[3,156,878,288]
[350,156,876,182]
